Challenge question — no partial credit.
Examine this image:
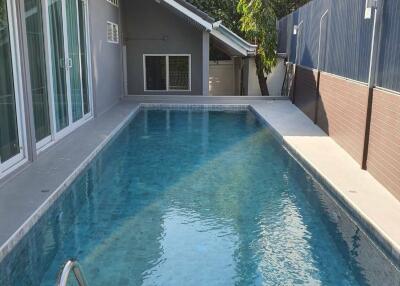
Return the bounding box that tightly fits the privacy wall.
[278,0,400,199]
[278,0,400,91]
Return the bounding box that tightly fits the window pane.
[169,56,189,90]
[48,0,69,131]
[24,0,51,142]
[0,0,20,163]
[78,0,89,114]
[145,56,166,90]
[66,0,83,122]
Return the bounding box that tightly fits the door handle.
[67,58,73,68]
[59,58,72,69]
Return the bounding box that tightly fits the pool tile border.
[140,103,250,111]
[0,102,399,273]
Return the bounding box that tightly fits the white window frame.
[41,0,94,151]
[107,21,119,44]
[143,54,192,92]
[0,0,28,177]
[106,0,119,7]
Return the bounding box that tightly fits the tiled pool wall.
[0,104,399,286]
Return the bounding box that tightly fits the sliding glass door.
[48,0,69,131]
[24,0,52,144]
[46,0,91,136]
[66,0,83,122]
[0,0,25,172]
[77,0,89,115]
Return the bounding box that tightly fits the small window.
[169,56,190,90]
[144,55,191,91]
[107,0,119,7]
[145,56,167,91]
[107,21,119,44]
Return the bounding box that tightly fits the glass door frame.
[29,0,55,151]
[42,0,93,147]
[0,0,28,175]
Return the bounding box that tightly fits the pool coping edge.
[0,106,142,263]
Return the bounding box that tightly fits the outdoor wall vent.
[107,21,119,44]
[107,0,119,7]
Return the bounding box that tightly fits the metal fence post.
[362,0,384,170]
[314,9,329,124]
[292,21,303,104]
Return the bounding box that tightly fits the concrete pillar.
[202,31,209,96]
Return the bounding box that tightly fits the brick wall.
[317,73,369,165]
[294,66,318,121]
[367,89,400,200]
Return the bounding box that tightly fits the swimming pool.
[0,107,398,285]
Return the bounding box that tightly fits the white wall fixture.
[365,0,377,19]
[107,21,119,44]
[106,0,119,7]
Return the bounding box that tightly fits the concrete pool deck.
[0,96,399,267]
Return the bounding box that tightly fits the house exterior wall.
[247,58,261,96]
[367,89,400,200]
[0,0,125,181]
[88,0,124,115]
[209,60,235,96]
[122,0,204,95]
[266,58,285,96]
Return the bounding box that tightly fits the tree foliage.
[0,5,6,25]
[187,0,309,95]
[237,0,277,72]
[186,0,242,35]
[237,0,309,94]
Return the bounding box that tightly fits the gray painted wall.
[122,0,204,95]
[88,0,124,116]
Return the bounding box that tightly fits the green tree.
[0,4,6,25]
[188,0,309,95]
[237,0,308,95]
[237,0,276,95]
[186,0,242,35]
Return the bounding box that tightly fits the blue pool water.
[1,109,372,285]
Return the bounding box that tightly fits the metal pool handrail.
[57,259,88,286]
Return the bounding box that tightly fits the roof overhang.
[210,23,257,57]
[156,0,213,31]
[156,0,257,57]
